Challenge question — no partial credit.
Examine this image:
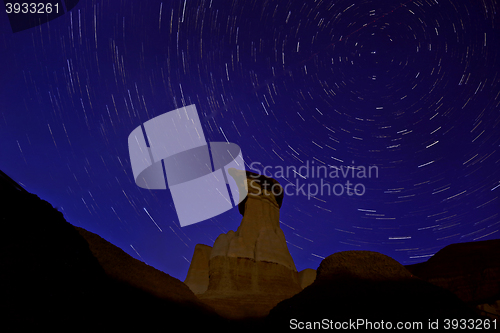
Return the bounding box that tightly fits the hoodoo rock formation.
[183,244,212,295]
[210,169,295,270]
[184,169,313,319]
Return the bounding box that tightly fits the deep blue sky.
[1,0,499,281]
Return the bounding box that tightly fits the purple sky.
[1,0,499,281]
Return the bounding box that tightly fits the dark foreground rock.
[405,239,500,319]
[0,170,226,332]
[266,251,487,331]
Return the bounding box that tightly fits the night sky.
[1,0,499,281]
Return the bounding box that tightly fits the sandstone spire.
[210,168,296,271]
[183,244,212,295]
[184,168,308,319]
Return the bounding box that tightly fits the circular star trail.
[0,0,499,280]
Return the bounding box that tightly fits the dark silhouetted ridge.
[0,169,227,332]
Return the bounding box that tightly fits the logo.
[5,0,80,33]
[128,104,248,227]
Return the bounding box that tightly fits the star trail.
[1,0,499,281]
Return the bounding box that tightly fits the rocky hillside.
[266,251,485,330]
[405,239,500,319]
[0,170,224,332]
